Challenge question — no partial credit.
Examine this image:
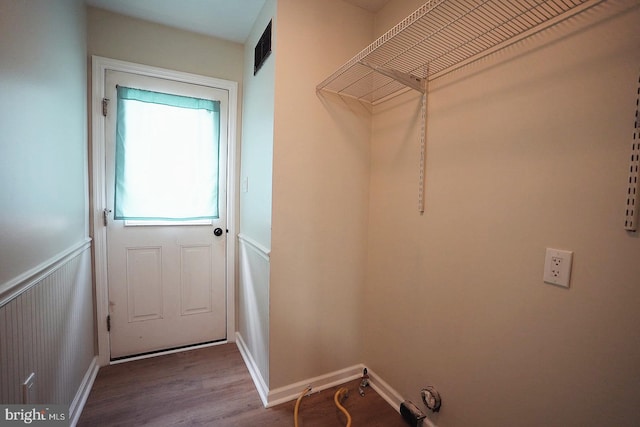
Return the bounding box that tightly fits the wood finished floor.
[78,344,407,426]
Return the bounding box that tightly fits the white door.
[104,70,228,359]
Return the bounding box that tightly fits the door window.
[114,86,221,221]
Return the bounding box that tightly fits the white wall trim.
[233,342,437,425]
[91,55,238,366]
[367,369,403,413]
[367,369,438,427]
[69,356,100,427]
[267,364,364,408]
[238,233,271,260]
[240,335,438,424]
[0,239,92,308]
[237,336,372,409]
[235,332,269,407]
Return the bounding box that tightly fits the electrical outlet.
[543,248,573,288]
[22,373,35,404]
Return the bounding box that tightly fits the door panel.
[180,245,213,315]
[105,70,228,359]
[126,247,163,322]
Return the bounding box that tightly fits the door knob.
[214,227,224,236]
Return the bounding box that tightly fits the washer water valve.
[421,386,441,412]
[359,368,370,396]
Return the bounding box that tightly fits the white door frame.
[91,56,237,366]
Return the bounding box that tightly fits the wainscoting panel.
[0,243,95,416]
[237,234,270,392]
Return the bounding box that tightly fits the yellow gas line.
[293,386,353,427]
[294,386,312,427]
[334,387,352,427]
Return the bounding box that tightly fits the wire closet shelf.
[317,0,600,104]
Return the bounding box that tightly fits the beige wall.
[87,7,243,83]
[364,1,640,426]
[268,0,373,388]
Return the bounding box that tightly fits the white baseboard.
[235,332,364,408]
[235,332,269,407]
[69,356,100,427]
[369,371,437,427]
[234,337,437,426]
[367,368,403,413]
[266,364,364,408]
[367,370,438,427]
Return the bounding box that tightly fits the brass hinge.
[106,314,111,332]
[102,98,110,117]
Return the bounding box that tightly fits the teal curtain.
[114,86,220,220]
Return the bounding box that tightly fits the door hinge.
[106,314,111,332]
[102,98,110,117]
[103,208,112,226]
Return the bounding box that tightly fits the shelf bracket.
[624,71,640,231]
[359,61,427,94]
[360,61,429,213]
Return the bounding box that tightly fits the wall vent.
[254,20,272,76]
[624,71,640,231]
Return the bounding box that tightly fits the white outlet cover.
[543,248,573,288]
[22,372,35,404]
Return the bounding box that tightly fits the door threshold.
[110,339,228,365]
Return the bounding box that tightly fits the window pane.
[114,86,220,220]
